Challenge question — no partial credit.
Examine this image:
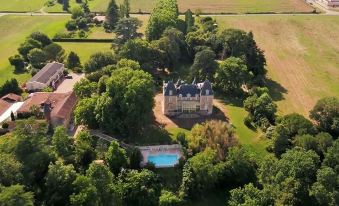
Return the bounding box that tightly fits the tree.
[118,39,165,71]
[29,31,52,47]
[105,0,119,30]
[67,51,81,70]
[10,111,15,121]
[310,167,339,206]
[27,48,47,69]
[159,190,182,206]
[114,17,142,45]
[146,0,179,40]
[258,148,320,205]
[74,131,96,169]
[18,38,42,60]
[9,55,25,73]
[86,162,119,205]
[74,97,98,128]
[244,93,277,126]
[44,161,77,206]
[84,52,116,73]
[0,153,23,186]
[277,113,316,137]
[118,169,161,206]
[0,185,34,206]
[43,43,65,62]
[66,20,77,31]
[71,5,84,19]
[128,147,143,169]
[63,0,69,11]
[323,139,339,172]
[190,48,217,80]
[179,148,223,199]
[105,141,128,175]
[99,68,154,135]
[70,175,98,206]
[52,126,74,162]
[218,29,266,77]
[214,57,253,95]
[310,97,339,137]
[188,120,238,159]
[228,183,273,206]
[0,78,22,97]
[294,134,318,152]
[116,58,140,70]
[74,78,97,99]
[97,76,109,94]
[184,9,194,33]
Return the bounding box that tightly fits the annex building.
[162,79,213,116]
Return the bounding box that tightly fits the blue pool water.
[148,154,179,167]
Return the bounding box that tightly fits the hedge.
[53,38,114,43]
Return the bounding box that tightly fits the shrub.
[66,20,77,31]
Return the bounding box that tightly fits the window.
[179,94,182,98]
[169,90,173,95]
[206,89,209,95]
[187,93,191,98]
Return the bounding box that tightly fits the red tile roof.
[18,92,77,120]
[1,93,22,102]
[0,100,11,116]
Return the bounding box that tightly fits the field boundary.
[53,38,113,43]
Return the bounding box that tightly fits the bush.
[8,55,25,73]
[66,20,77,31]
[78,30,87,38]
[2,122,9,129]
[244,115,253,128]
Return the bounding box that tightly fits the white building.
[26,62,64,91]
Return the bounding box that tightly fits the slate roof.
[164,81,177,96]
[29,62,64,84]
[177,84,199,97]
[164,79,213,97]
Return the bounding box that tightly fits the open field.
[216,15,339,116]
[0,15,112,85]
[0,0,45,12]
[0,15,68,84]
[1,0,314,13]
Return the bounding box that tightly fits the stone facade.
[163,79,213,116]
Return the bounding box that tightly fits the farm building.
[0,93,23,124]
[26,62,64,91]
[163,79,214,116]
[17,91,77,128]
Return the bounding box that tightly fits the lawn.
[0,0,45,12]
[1,0,314,13]
[0,15,112,85]
[216,15,339,116]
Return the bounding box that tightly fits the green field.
[216,15,339,115]
[1,0,314,13]
[0,0,45,12]
[0,15,112,85]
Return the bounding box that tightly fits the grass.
[0,15,113,85]
[1,0,314,13]
[0,0,45,12]
[0,15,68,85]
[216,15,339,115]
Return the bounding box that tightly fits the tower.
[199,80,214,115]
[163,81,178,115]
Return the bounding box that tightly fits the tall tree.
[184,9,194,33]
[84,52,116,73]
[214,57,253,95]
[97,68,154,135]
[86,162,120,205]
[190,48,217,80]
[146,0,179,40]
[105,141,128,175]
[74,131,96,169]
[52,126,74,162]
[63,0,69,11]
[0,153,23,186]
[0,185,34,206]
[114,17,142,45]
[310,97,339,137]
[44,161,77,206]
[70,175,98,206]
[67,51,81,70]
[105,0,120,30]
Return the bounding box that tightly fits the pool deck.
[138,144,183,168]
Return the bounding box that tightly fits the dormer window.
[187,93,191,98]
[206,90,209,95]
[169,90,173,95]
[179,94,182,98]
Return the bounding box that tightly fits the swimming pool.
[148,154,179,168]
